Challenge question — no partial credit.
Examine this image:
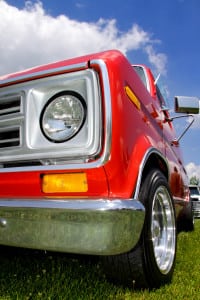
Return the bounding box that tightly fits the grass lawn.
[0,220,199,300]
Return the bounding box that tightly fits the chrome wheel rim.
[151,185,176,274]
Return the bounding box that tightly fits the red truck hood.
[0,49,123,87]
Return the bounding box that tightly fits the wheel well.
[141,153,168,184]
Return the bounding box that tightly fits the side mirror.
[175,96,200,114]
[168,96,199,145]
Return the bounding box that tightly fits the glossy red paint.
[0,50,188,202]
[0,168,109,198]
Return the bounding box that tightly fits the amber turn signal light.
[42,173,88,193]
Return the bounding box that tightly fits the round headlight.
[41,92,86,142]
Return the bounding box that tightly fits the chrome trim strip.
[134,147,169,201]
[89,58,112,163]
[0,198,144,210]
[0,59,112,173]
[0,62,88,86]
[0,199,145,255]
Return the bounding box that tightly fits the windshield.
[133,66,148,90]
[189,186,200,195]
[154,74,169,107]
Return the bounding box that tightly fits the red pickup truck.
[0,50,197,289]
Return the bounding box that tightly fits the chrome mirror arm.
[166,114,195,145]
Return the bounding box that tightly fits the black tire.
[102,169,177,289]
[177,199,194,232]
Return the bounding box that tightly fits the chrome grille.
[192,200,200,218]
[0,97,21,116]
[0,94,22,150]
[0,127,20,148]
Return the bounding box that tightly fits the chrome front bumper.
[0,199,145,255]
[192,201,200,218]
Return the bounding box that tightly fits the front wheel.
[102,169,177,289]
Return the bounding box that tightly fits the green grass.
[0,221,200,300]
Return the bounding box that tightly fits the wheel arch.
[134,148,169,201]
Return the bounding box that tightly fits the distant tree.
[190,176,200,185]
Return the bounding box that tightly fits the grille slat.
[0,94,22,149]
[0,128,20,148]
[0,138,19,144]
[0,106,20,116]
[0,98,21,116]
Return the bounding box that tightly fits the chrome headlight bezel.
[0,67,105,168]
[40,91,87,143]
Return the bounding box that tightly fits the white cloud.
[145,45,167,76]
[185,162,200,180]
[0,0,167,76]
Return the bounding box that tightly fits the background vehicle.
[0,50,199,289]
[189,185,200,218]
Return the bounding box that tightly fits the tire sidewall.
[139,169,177,287]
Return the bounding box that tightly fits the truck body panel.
[0,50,189,258]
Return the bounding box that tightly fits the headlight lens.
[41,92,86,142]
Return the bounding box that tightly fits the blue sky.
[1,0,200,178]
